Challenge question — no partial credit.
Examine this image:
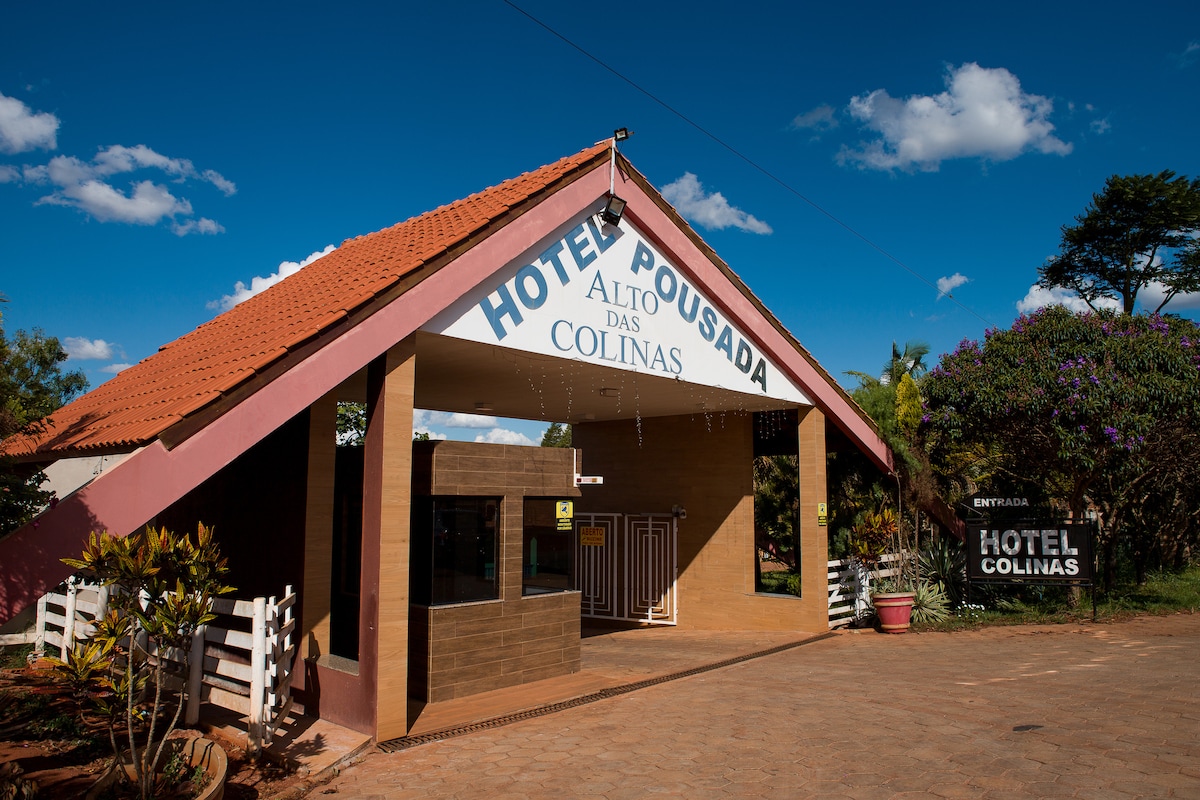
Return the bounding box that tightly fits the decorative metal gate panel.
[575,513,621,618]
[575,513,676,625]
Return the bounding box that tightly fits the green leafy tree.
[1038,171,1200,314]
[846,340,930,454]
[335,401,366,446]
[922,306,1200,588]
[839,340,944,593]
[540,422,572,447]
[846,340,935,508]
[753,455,798,569]
[846,340,930,391]
[894,373,922,438]
[0,305,88,536]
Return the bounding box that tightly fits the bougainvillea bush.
[921,306,1200,587]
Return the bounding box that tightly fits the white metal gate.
[575,513,677,625]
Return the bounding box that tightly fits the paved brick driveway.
[318,614,1200,799]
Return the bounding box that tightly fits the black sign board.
[966,520,1093,584]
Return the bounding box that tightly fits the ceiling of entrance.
[337,332,804,424]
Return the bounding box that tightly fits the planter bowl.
[872,591,916,634]
[86,735,227,800]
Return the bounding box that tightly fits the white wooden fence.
[32,577,295,756]
[827,553,905,628]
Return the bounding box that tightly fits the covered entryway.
[0,141,895,745]
[575,513,677,625]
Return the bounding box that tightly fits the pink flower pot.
[873,592,915,634]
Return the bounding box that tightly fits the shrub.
[54,523,233,800]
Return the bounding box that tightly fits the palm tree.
[882,340,930,386]
[845,340,930,391]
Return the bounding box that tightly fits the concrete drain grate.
[377,632,837,753]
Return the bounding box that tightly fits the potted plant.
[52,523,234,799]
[850,507,917,633]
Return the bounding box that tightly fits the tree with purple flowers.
[922,306,1200,588]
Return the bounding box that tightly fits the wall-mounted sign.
[579,526,606,547]
[964,494,1048,520]
[967,521,1093,583]
[969,496,1032,511]
[556,500,574,531]
[424,213,811,404]
[817,502,828,527]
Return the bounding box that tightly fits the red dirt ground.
[0,660,306,799]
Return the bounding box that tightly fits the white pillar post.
[61,577,79,660]
[248,596,267,757]
[186,624,206,726]
[34,593,48,658]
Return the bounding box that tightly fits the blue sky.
[2,1,1198,445]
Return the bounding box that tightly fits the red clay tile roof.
[3,142,612,459]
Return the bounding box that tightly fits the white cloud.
[0,91,59,154]
[81,145,236,195]
[446,412,499,428]
[1170,41,1199,68]
[3,107,235,233]
[27,153,230,231]
[172,217,224,236]
[1139,281,1200,311]
[100,362,133,374]
[411,409,541,445]
[1090,117,1112,135]
[936,272,969,299]
[838,63,1073,172]
[62,336,115,360]
[1017,285,1120,314]
[791,104,838,133]
[661,173,772,234]
[93,144,190,178]
[202,169,237,196]
[208,245,336,311]
[38,178,192,225]
[414,410,499,429]
[474,428,537,446]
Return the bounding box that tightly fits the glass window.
[523,498,573,595]
[414,497,499,605]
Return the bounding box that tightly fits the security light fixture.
[600,194,626,227]
[474,402,494,414]
[614,127,631,141]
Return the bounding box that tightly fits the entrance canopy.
[417,208,810,423]
[0,139,892,623]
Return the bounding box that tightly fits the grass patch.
[757,568,800,596]
[913,564,1200,632]
[0,643,33,670]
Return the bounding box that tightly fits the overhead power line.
[503,0,995,329]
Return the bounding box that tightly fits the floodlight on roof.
[600,194,626,227]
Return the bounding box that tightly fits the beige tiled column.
[797,407,829,631]
[302,389,337,662]
[363,338,416,741]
